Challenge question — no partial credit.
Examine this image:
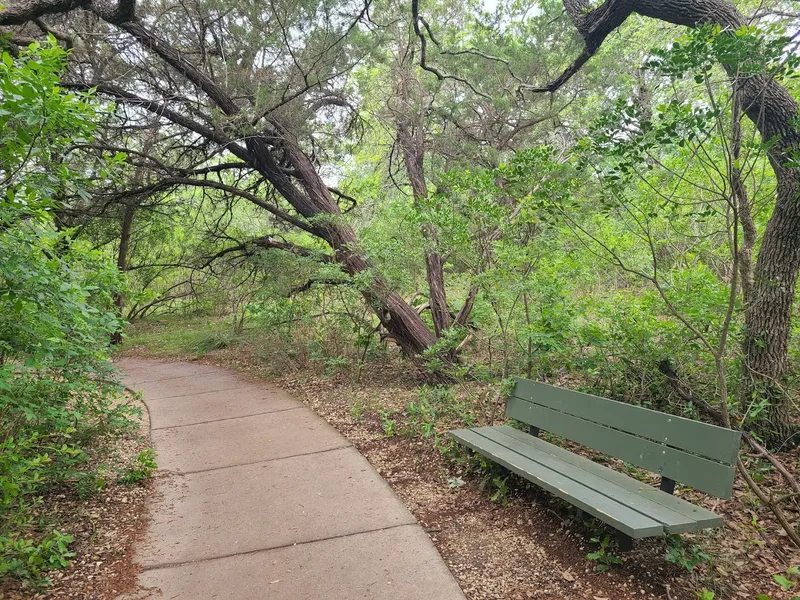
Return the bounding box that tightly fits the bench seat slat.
[450,428,665,538]
[506,396,736,499]
[482,426,723,534]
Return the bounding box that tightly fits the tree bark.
[394,63,451,339]
[110,201,134,344]
[396,117,451,338]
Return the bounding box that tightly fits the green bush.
[0,39,140,588]
[117,449,158,485]
[194,330,238,355]
[0,529,74,587]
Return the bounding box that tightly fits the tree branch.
[410,0,491,99]
[521,0,631,94]
[0,0,87,25]
[200,236,331,268]
[64,81,251,162]
[108,176,318,235]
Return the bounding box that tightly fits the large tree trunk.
[730,93,795,444]
[743,167,800,445]
[558,0,800,446]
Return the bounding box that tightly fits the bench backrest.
[506,378,741,499]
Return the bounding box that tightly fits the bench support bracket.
[659,477,676,495]
[617,532,633,552]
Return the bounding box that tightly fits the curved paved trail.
[119,358,465,600]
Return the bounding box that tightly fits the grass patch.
[121,315,235,358]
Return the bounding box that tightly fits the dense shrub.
[0,39,133,587]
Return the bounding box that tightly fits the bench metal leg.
[659,477,676,495]
[528,425,540,437]
[617,532,633,552]
[575,508,586,521]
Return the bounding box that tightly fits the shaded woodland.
[3,0,800,596]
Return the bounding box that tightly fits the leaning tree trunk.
[112,17,440,357]
[245,131,438,356]
[396,116,451,338]
[557,0,800,446]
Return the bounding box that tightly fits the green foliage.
[322,356,350,377]
[0,37,109,210]
[470,454,513,505]
[664,535,712,572]
[0,529,74,588]
[117,449,158,485]
[74,472,106,500]
[647,23,800,81]
[194,330,238,355]
[771,566,800,593]
[404,397,439,438]
[0,40,146,588]
[380,411,397,437]
[447,476,465,489]
[585,535,623,572]
[488,475,510,505]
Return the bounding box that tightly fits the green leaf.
[774,574,795,591]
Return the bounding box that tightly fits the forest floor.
[117,314,800,600]
[0,394,153,600]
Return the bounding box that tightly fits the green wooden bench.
[450,377,741,550]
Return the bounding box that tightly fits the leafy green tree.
[514,0,800,443]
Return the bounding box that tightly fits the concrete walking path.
[118,358,466,600]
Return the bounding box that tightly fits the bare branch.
[411,0,491,99]
[111,176,318,235]
[200,235,331,268]
[64,81,252,161]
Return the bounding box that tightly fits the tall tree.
[510,0,800,443]
[0,0,442,355]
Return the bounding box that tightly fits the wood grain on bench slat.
[450,428,665,538]
[483,426,723,533]
[512,379,741,466]
[506,397,736,499]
